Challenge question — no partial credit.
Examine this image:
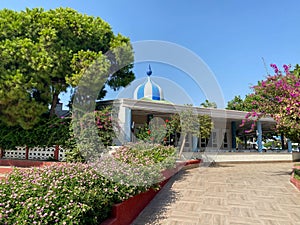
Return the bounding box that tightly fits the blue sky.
[1,0,300,108]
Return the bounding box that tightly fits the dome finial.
[146,64,152,76]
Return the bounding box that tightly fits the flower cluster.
[136,118,169,144]
[113,143,176,170]
[0,163,142,224]
[0,142,177,224]
[243,64,300,141]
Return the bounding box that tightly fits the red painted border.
[100,159,201,225]
[290,172,300,191]
[101,181,168,225]
[0,158,201,224]
[185,159,201,165]
[0,159,55,167]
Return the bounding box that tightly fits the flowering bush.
[91,143,177,190]
[136,120,167,144]
[113,142,177,170]
[0,163,154,225]
[91,155,162,190]
[0,164,108,224]
[66,106,117,162]
[241,64,300,141]
[0,142,177,224]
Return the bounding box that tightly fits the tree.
[244,64,300,142]
[200,99,217,108]
[226,95,260,112]
[167,105,213,157]
[0,7,134,129]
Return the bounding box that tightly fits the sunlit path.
[132,162,300,225]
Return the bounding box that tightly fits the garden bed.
[0,142,201,225]
[291,166,300,191]
[101,159,201,225]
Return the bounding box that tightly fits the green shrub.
[113,142,177,170]
[0,162,155,224]
[294,169,300,180]
[0,143,177,224]
[0,117,71,149]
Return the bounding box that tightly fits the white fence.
[2,146,66,161]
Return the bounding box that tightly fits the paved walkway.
[132,162,300,225]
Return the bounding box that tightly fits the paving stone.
[131,162,300,225]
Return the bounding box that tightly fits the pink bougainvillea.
[243,64,300,141]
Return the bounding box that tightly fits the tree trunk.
[178,133,186,158]
[49,92,59,117]
[280,133,285,150]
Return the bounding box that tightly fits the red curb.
[100,159,201,225]
[0,159,56,167]
[290,174,300,191]
[185,159,201,165]
[101,185,162,225]
[0,159,201,224]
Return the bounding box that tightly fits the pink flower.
[270,63,279,74]
[283,64,290,75]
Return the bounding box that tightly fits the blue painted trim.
[287,139,292,153]
[137,84,145,99]
[257,121,263,153]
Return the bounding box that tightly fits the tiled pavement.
[132,163,300,225]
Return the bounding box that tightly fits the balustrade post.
[54,145,59,161]
[25,146,29,160]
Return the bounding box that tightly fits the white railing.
[3,146,27,159]
[29,146,55,161]
[2,146,66,161]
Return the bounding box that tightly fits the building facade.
[101,66,289,153]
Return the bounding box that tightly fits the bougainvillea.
[242,64,300,142]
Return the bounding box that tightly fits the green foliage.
[113,143,177,170]
[167,106,213,139]
[0,163,149,224]
[0,7,134,128]
[263,139,281,149]
[136,123,151,141]
[0,143,178,224]
[200,99,217,108]
[136,119,168,144]
[66,106,116,162]
[0,106,115,164]
[0,117,71,149]
[294,169,300,181]
[226,95,260,111]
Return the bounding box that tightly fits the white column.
[118,106,132,144]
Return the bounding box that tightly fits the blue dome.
[134,66,164,100]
